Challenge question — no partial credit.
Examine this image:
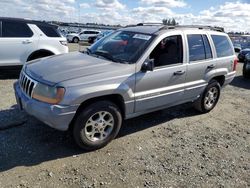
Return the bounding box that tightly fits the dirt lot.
[0,45,249,187]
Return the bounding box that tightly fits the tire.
[194,80,221,113]
[243,63,250,78]
[88,38,94,44]
[73,37,79,43]
[73,101,122,151]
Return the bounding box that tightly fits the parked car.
[238,48,250,62]
[233,43,242,53]
[66,30,101,43]
[243,53,250,78]
[0,17,68,70]
[88,30,114,44]
[14,24,237,150]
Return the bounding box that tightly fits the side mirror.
[141,59,154,72]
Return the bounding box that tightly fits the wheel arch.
[27,49,55,62]
[211,75,225,87]
[68,94,126,131]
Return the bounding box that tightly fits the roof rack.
[159,25,225,32]
[137,23,163,26]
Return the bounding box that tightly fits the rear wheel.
[194,80,221,113]
[73,101,122,151]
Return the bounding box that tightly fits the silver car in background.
[66,30,101,43]
[14,24,237,150]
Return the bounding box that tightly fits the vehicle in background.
[88,30,114,44]
[243,53,250,78]
[66,30,101,43]
[234,43,242,53]
[238,48,250,62]
[0,17,68,70]
[14,24,237,150]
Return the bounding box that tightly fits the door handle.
[174,70,186,75]
[22,40,32,44]
[207,64,215,69]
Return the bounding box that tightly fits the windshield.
[88,31,154,64]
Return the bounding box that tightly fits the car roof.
[0,17,57,28]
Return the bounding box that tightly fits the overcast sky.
[0,0,250,32]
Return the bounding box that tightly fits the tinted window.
[84,31,91,34]
[150,35,183,67]
[188,34,206,61]
[0,21,2,37]
[2,21,33,38]
[37,25,60,37]
[212,35,234,58]
[203,35,212,59]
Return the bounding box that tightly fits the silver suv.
[14,24,237,150]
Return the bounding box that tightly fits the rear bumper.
[224,71,236,86]
[14,82,78,131]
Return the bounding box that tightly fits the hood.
[25,52,134,85]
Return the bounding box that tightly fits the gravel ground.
[0,48,249,187]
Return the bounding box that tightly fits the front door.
[135,34,187,112]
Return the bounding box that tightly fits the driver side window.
[149,35,183,67]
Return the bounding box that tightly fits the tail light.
[233,58,238,71]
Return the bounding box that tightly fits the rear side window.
[2,21,33,38]
[37,25,61,37]
[188,34,206,61]
[188,34,213,62]
[211,35,234,58]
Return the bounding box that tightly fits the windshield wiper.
[93,50,119,63]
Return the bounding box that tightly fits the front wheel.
[73,101,122,151]
[73,37,79,43]
[194,80,221,113]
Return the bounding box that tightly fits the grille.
[19,72,37,98]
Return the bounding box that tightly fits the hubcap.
[82,111,114,142]
[204,87,218,109]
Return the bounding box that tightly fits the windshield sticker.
[133,34,151,41]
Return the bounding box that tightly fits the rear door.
[184,32,215,100]
[0,20,36,66]
[210,34,235,72]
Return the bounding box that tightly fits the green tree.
[162,18,178,26]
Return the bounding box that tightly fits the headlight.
[32,83,65,104]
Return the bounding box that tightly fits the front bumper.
[14,82,78,131]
